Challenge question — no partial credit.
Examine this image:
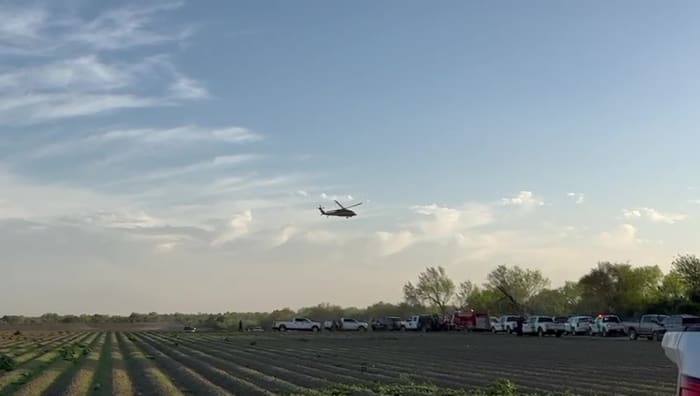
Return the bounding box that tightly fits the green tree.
[660,270,688,300]
[671,254,700,302]
[485,265,549,312]
[403,266,455,316]
[454,280,479,310]
[577,262,663,316]
[468,287,510,314]
[528,284,582,316]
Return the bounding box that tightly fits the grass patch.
[292,380,575,396]
[0,354,17,371]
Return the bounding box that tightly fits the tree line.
[2,255,698,330]
[403,254,700,318]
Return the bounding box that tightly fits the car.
[371,316,405,331]
[589,314,624,337]
[626,314,668,341]
[324,317,369,331]
[272,317,322,332]
[183,326,197,333]
[567,315,593,335]
[662,326,700,395]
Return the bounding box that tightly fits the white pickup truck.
[589,314,625,337]
[662,328,700,395]
[323,318,369,331]
[404,315,422,331]
[567,315,593,335]
[492,315,522,334]
[522,316,562,337]
[272,317,322,332]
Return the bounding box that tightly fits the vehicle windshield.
[603,317,620,323]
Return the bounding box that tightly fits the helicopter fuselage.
[319,208,356,217]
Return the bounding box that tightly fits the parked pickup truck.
[662,326,700,395]
[625,314,668,341]
[589,314,624,336]
[549,316,570,336]
[522,316,563,337]
[371,316,405,331]
[494,315,523,334]
[272,317,322,332]
[405,315,448,332]
[323,318,369,331]
[566,315,593,335]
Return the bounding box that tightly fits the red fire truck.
[450,311,491,331]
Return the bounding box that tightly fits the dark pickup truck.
[626,314,668,341]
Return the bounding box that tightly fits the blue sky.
[1,1,699,314]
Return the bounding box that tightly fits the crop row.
[0,331,678,395]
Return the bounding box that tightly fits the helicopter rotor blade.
[334,200,345,209]
[344,202,363,209]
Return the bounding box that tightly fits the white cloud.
[567,192,585,204]
[501,191,544,209]
[371,203,494,256]
[598,224,641,247]
[375,230,415,256]
[296,190,309,197]
[411,203,492,238]
[211,210,253,246]
[689,199,700,205]
[622,207,686,224]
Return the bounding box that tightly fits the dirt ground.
[0,330,678,395]
[200,331,677,395]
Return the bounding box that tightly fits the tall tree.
[454,280,479,309]
[577,262,664,316]
[671,254,700,302]
[660,270,688,300]
[485,265,549,312]
[403,266,455,316]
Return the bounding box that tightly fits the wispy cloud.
[622,207,686,224]
[0,2,191,55]
[567,192,585,204]
[66,2,192,51]
[0,3,202,124]
[121,154,260,183]
[29,125,261,159]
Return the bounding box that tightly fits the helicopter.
[318,200,362,218]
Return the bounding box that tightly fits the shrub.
[0,354,17,371]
